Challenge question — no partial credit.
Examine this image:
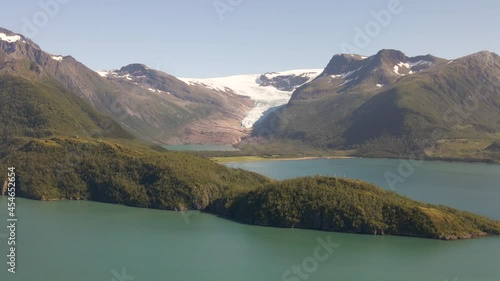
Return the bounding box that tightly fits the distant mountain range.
[0,27,320,145]
[1,27,499,161]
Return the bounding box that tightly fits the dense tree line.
[2,138,497,240]
[209,177,500,240]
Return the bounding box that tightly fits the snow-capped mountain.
[254,49,500,159]
[179,69,322,128]
[95,63,255,145]
[5,25,499,153]
[314,50,441,93]
[93,63,322,142]
[0,27,253,145]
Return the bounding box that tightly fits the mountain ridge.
[2,26,499,163]
[0,27,253,145]
[251,49,500,162]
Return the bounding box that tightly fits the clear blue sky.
[1,0,499,78]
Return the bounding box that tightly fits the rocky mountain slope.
[96,63,253,144]
[0,27,252,145]
[2,26,499,161]
[1,26,324,145]
[252,49,500,160]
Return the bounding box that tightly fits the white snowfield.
[0,33,22,43]
[393,60,433,76]
[96,70,110,77]
[330,66,363,79]
[179,69,322,128]
[51,55,64,62]
[393,62,413,76]
[96,70,134,81]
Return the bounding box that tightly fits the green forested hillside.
[1,138,268,209]
[0,75,133,139]
[2,138,499,240]
[209,177,500,240]
[0,75,134,159]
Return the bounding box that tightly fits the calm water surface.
[227,158,500,218]
[0,158,498,281]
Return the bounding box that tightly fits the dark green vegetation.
[253,50,500,163]
[0,71,265,210]
[187,141,354,160]
[1,138,267,209]
[209,177,500,240]
[0,75,133,159]
[3,136,498,241]
[0,76,132,139]
[2,138,499,240]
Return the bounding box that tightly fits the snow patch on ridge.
[409,60,433,67]
[393,62,414,76]
[0,33,21,43]
[148,88,165,94]
[394,60,434,76]
[96,70,110,77]
[331,67,362,79]
[179,69,322,128]
[340,79,354,86]
[95,70,134,81]
[261,69,321,81]
[51,55,64,62]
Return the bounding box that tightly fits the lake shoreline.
[4,195,498,241]
[212,155,357,163]
[212,154,499,165]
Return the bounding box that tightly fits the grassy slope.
[0,75,133,139]
[251,54,500,163]
[352,66,500,160]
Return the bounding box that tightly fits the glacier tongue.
[179,69,322,129]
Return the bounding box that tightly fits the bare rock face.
[257,71,316,91]
[100,64,254,144]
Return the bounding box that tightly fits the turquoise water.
[0,158,499,281]
[227,158,500,219]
